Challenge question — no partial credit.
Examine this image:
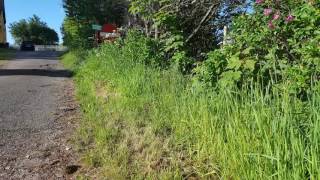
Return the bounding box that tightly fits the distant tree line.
[9,15,59,45]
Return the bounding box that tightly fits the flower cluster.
[255,0,294,29]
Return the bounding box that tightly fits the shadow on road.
[0,69,73,78]
[13,51,65,60]
[10,51,65,61]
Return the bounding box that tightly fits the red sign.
[101,24,117,33]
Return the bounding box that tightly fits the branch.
[185,2,219,43]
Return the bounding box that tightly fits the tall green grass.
[63,42,320,179]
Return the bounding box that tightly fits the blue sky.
[5,0,65,44]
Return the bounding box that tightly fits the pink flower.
[256,0,264,4]
[268,21,275,29]
[285,15,294,22]
[264,8,273,16]
[273,11,280,20]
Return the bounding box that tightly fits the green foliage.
[63,32,320,178]
[129,0,160,21]
[63,0,128,26]
[196,2,320,95]
[120,30,150,63]
[63,0,248,69]
[129,0,248,71]
[62,1,320,179]
[9,15,58,45]
[61,17,93,49]
[119,30,170,68]
[62,0,128,48]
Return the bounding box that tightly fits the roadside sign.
[92,24,102,31]
[101,24,117,33]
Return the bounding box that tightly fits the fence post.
[223,26,228,47]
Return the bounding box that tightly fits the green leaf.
[243,60,256,72]
[227,55,242,70]
[221,70,242,81]
[242,47,253,55]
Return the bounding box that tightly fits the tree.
[9,15,59,45]
[9,19,29,44]
[62,0,129,48]
[129,0,248,71]
[63,0,128,25]
[61,17,92,48]
[62,0,248,64]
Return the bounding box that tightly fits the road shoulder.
[0,48,17,67]
[0,51,82,179]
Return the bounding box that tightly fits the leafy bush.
[116,30,172,68]
[63,31,320,179]
[60,0,320,179]
[62,17,94,49]
[196,1,320,95]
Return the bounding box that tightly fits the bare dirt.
[0,51,80,179]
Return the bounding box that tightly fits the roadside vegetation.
[62,0,320,179]
[10,15,59,45]
[0,48,16,65]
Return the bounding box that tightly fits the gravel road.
[0,51,79,179]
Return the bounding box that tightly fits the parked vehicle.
[20,41,35,51]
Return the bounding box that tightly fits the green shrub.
[196,2,320,95]
[114,30,172,69]
[63,28,320,178]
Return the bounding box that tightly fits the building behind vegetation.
[0,0,7,47]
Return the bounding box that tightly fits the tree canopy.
[63,0,128,25]
[9,15,59,45]
[62,0,129,49]
[62,0,248,53]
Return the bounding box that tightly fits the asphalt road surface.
[0,51,79,179]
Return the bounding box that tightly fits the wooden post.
[223,26,228,47]
[154,23,159,40]
[145,20,149,37]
